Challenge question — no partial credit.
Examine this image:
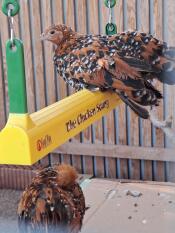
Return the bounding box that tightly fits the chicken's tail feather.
[130,87,162,106]
[54,164,78,187]
[117,91,150,119]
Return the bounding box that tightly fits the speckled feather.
[42,25,175,119]
[17,164,85,233]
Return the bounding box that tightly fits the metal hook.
[7,7,15,47]
[108,0,112,24]
[105,0,117,35]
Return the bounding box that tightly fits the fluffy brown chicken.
[17,164,85,233]
[41,24,175,119]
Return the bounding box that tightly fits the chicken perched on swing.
[41,24,175,120]
[17,164,85,233]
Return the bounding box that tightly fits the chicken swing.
[0,0,121,165]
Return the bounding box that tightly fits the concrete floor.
[0,178,175,233]
[82,179,175,233]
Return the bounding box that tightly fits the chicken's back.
[17,164,85,233]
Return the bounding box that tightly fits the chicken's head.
[41,24,75,45]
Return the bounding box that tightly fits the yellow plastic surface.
[0,89,121,165]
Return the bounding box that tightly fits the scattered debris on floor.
[125,190,143,197]
[105,189,117,200]
[142,219,147,224]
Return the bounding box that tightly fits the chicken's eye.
[50,30,55,35]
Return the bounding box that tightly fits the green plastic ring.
[104,0,117,8]
[105,23,117,35]
[2,0,20,16]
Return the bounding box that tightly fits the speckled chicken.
[17,164,85,233]
[41,24,175,119]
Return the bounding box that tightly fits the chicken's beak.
[40,33,46,41]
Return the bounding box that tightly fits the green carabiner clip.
[2,0,20,16]
[104,0,117,8]
[105,23,117,35]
